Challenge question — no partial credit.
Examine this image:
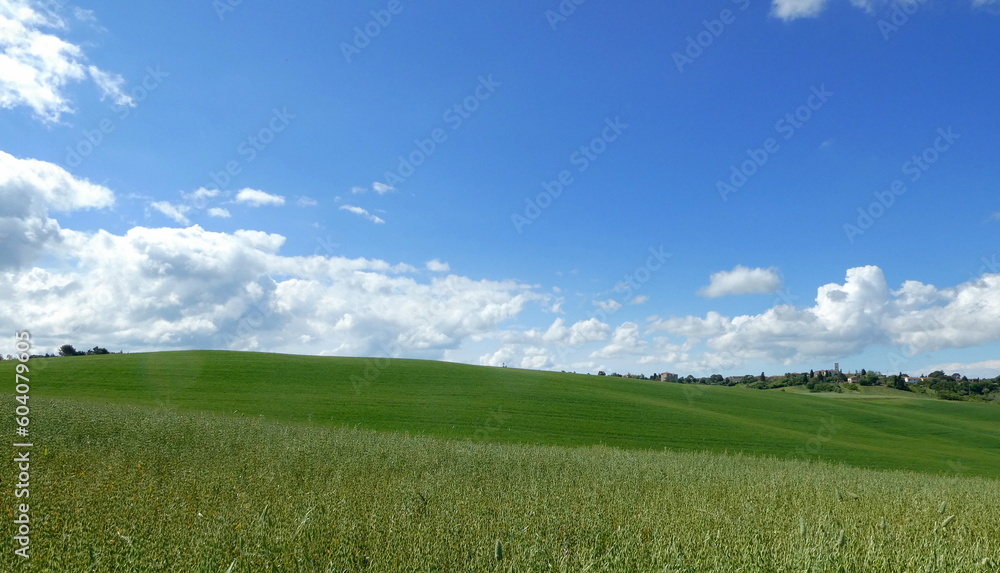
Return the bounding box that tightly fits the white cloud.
[86,65,132,107]
[426,259,450,272]
[771,0,985,21]
[350,182,395,195]
[919,359,1000,379]
[592,322,646,359]
[771,0,831,20]
[235,188,285,207]
[652,265,1000,372]
[207,207,231,218]
[698,266,782,298]
[149,201,191,225]
[0,149,113,268]
[0,222,539,358]
[0,0,133,122]
[72,7,96,22]
[296,196,318,207]
[340,204,385,224]
[184,187,219,202]
[593,299,622,312]
[372,181,394,195]
[535,317,610,346]
[629,295,649,305]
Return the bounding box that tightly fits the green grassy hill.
[11,350,1000,478]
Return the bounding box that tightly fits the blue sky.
[2,0,1000,377]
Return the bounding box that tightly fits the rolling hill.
[10,350,1000,478]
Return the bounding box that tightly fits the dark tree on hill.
[760,372,766,381]
[59,344,79,357]
[86,346,110,355]
[891,376,909,391]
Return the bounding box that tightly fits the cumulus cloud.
[920,359,1000,379]
[0,222,540,357]
[698,266,782,298]
[0,0,133,122]
[536,318,610,346]
[629,295,649,305]
[426,259,450,272]
[592,322,646,359]
[340,204,385,224]
[590,322,648,358]
[296,196,317,207]
[652,265,1000,372]
[235,188,285,207]
[207,207,230,218]
[0,149,114,268]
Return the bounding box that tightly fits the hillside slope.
[10,350,1000,477]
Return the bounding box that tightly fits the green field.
[12,351,1000,477]
[2,351,999,571]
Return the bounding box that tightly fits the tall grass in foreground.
[2,397,998,572]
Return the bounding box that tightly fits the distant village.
[592,363,1000,403]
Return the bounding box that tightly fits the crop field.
[1,352,998,571]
